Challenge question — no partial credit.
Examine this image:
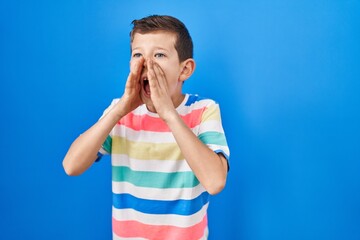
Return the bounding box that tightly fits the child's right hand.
[118,57,145,115]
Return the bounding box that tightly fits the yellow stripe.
[112,136,184,160]
[202,104,220,122]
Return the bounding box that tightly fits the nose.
[138,58,148,75]
[141,57,155,71]
[142,59,147,68]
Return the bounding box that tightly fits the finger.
[127,57,144,85]
[153,62,167,90]
[130,57,144,74]
[147,59,160,90]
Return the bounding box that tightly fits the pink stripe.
[118,108,205,132]
[112,215,208,240]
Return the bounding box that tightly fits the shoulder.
[184,94,218,108]
[179,94,222,123]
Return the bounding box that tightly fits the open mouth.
[142,77,151,96]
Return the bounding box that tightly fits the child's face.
[130,31,186,109]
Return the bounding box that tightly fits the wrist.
[112,100,128,120]
[162,109,181,126]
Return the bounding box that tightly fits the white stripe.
[112,181,206,200]
[113,233,146,240]
[112,154,192,172]
[178,100,214,115]
[198,120,224,134]
[208,144,230,156]
[99,148,108,155]
[201,227,209,240]
[112,203,209,228]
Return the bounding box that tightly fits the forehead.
[131,31,177,50]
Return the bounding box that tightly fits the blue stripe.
[113,191,210,216]
[215,149,229,161]
[95,152,103,162]
[215,150,230,171]
[185,94,198,106]
[185,94,207,106]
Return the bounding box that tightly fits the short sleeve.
[197,101,230,162]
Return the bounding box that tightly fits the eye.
[154,53,166,58]
[132,53,142,58]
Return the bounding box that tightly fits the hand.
[119,57,145,115]
[147,59,177,120]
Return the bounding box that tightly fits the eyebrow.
[131,47,170,52]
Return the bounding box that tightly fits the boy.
[63,15,230,240]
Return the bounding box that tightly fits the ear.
[179,58,196,82]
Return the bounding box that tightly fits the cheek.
[153,59,164,67]
[152,61,166,75]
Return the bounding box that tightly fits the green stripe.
[198,131,227,146]
[112,166,199,188]
[103,135,112,153]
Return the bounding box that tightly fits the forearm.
[62,101,126,176]
[63,57,144,176]
[165,112,228,195]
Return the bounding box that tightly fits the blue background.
[1,0,360,239]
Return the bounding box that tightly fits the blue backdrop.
[1,1,360,239]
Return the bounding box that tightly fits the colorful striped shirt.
[99,94,230,240]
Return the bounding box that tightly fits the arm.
[62,102,124,176]
[62,57,145,176]
[165,113,228,195]
[147,59,228,195]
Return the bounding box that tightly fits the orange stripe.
[118,108,205,132]
[112,215,208,240]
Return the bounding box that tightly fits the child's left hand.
[147,59,177,120]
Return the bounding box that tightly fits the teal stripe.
[112,166,199,188]
[198,131,227,146]
[103,135,112,153]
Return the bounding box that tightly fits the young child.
[63,15,230,240]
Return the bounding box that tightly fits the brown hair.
[130,15,193,62]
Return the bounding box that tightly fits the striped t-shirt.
[99,94,230,240]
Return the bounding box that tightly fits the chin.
[140,94,156,112]
[145,103,157,113]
